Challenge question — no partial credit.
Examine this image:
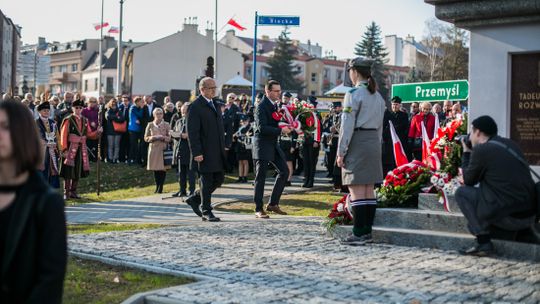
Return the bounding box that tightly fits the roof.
[321,58,347,67]
[223,74,252,87]
[83,47,118,71]
[238,37,277,54]
[324,83,352,96]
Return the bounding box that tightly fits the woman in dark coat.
[0,100,67,304]
[105,98,125,163]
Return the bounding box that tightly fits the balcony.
[51,72,68,81]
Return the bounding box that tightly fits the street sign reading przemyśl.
[391,80,469,103]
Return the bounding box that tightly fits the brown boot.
[63,179,72,200]
[70,179,81,199]
[266,204,288,215]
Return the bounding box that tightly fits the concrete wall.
[469,23,540,138]
[132,27,243,96]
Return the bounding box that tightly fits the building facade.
[46,37,115,94]
[82,47,118,99]
[17,37,50,95]
[0,9,21,94]
[126,21,244,96]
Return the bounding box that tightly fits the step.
[418,193,461,214]
[330,225,540,262]
[375,208,468,234]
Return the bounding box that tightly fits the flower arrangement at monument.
[376,160,432,207]
[322,194,353,231]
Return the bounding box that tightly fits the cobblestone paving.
[69,218,540,303]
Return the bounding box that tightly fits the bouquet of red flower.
[322,194,353,232]
[376,160,431,206]
[275,99,321,141]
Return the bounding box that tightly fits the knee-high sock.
[350,199,370,236]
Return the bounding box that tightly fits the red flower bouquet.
[322,194,353,232]
[376,160,431,206]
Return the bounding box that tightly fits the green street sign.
[391,80,469,103]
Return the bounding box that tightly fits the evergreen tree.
[266,28,303,93]
[354,22,389,100]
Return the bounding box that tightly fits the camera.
[455,134,472,149]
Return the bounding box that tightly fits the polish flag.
[388,121,408,167]
[94,22,110,30]
[108,26,119,34]
[227,18,246,31]
[421,121,431,161]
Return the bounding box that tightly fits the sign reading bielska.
[257,15,300,26]
[391,80,469,103]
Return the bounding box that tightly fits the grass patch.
[63,257,194,304]
[216,191,344,216]
[64,162,247,205]
[68,223,166,235]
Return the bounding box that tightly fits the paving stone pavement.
[69,217,540,303]
[66,172,331,225]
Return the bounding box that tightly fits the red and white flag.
[421,121,431,161]
[388,121,408,167]
[108,26,119,34]
[227,18,246,31]
[93,22,110,30]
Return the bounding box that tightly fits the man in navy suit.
[186,77,226,222]
[252,80,292,218]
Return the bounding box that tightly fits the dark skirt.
[235,144,252,161]
[59,149,90,180]
[279,139,294,161]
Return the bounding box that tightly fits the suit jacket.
[0,172,67,303]
[462,136,536,222]
[382,109,410,164]
[172,117,191,166]
[252,96,284,161]
[142,103,162,130]
[187,95,226,173]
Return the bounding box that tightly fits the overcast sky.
[3,0,440,59]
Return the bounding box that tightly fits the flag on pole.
[388,121,408,167]
[94,22,110,30]
[421,121,431,161]
[227,18,246,31]
[108,26,119,34]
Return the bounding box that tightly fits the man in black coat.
[456,115,537,256]
[382,96,410,175]
[186,77,226,222]
[252,80,292,218]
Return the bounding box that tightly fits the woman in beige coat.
[144,108,171,193]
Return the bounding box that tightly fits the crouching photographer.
[456,115,539,256]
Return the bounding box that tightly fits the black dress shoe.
[171,191,181,197]
[459,242,494,257]
[185,194,202,217]
[202,211,221,222]
[285,181,292,186]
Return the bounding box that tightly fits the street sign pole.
[251,11,258,104]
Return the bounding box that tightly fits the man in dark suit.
[252,80,292,219]
[382,96,410,175]
[186,77,226,222]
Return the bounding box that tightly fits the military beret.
[283,92,292,98]
[37,102,51,111]
[391,96,402,104]
[308,96,317,104]
[72,99,84,107]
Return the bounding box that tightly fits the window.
[84,79,88,91]
[311,90,316,96]
[106,77,114,94]
[296,65,302,73]
[337,70,343,80]
[311,73,317,82]
[323,68,330,79]
[50,66,55,73]
[59,65,67,72]
[94,78,98,91]
[71,64,78,72]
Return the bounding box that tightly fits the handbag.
[112,120,127,133]
[489,140,540,220]
[163,145,174,166]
